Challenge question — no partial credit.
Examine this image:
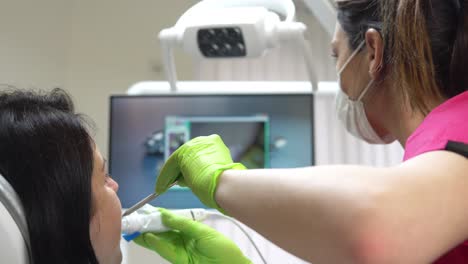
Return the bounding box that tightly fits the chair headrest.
[0,174,32,264]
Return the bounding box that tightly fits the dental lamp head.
[159,0,317,92]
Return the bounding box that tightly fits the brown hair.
[337,0,468,114]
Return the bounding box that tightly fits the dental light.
[159,0,317,92]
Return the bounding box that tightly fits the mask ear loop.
[356,79,374,101]
[337,40,367,76]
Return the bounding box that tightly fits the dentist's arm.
[155,135,468,264]
[216,151,468,264]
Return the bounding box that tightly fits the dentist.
[135,0,468,263]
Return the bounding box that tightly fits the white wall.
[66,0,198,152]
[0,0,198,152]
[0,0,71,88]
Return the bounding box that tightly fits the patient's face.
[90,148,122,264]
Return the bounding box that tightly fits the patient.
[0,89,122,263]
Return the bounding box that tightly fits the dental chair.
[0,174,32,263]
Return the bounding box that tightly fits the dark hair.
[0,88,98,263]
[336,0,468,114]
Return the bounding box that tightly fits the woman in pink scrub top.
[135,0,468,263]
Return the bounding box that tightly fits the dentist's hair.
[0,88,98,263]
[336,0,468,114]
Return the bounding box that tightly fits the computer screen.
[109,94,314,208]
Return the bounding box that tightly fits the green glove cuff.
[210,162,246,214]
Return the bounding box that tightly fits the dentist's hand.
[134,208,252,264]
[156,135,245,211]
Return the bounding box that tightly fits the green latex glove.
[134,208,252,264]
[156,134,246,210]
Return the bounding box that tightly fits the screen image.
[109,94,314,208]
[164,116,269,169]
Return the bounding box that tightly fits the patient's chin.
[115,249,123,264]
[95,245,123,264]
[106,249,123,264]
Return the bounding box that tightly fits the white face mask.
[335,41,396,144]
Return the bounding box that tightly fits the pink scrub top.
[403,91,468,263]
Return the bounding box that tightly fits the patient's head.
[0,88,122,263]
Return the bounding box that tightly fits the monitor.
[109,94,314,208]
